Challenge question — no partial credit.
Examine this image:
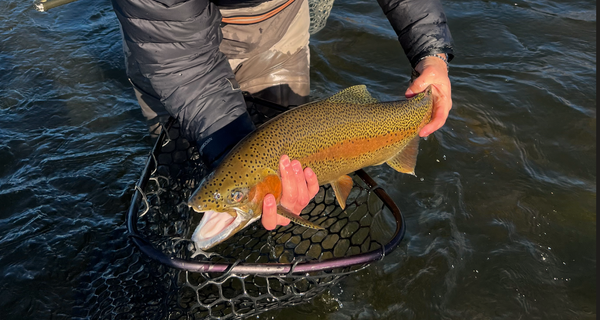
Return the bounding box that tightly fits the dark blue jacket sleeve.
[111,0,251,147]
[377,0,454,67]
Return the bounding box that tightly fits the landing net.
[308,0,335,34]
[126,93,406,319]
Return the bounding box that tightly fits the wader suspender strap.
[221,0,296,25]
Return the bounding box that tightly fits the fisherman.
[111,0,454,230]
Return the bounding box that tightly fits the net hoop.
[126,95,406,276]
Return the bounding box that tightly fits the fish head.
[187,165,281,250]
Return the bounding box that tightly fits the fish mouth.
[191,209,258,250]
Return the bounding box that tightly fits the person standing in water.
[110,0,454,229]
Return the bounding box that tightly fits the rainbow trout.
[188,85,433,250]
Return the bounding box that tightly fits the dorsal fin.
[325,85,379,104]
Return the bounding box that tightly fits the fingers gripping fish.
[188,85,433,250]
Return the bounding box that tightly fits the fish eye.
[227,188,248,204]
[232,191,243,202]
[213,192,221,200]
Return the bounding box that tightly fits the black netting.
[122,95,405,319]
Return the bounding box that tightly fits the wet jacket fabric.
[111,0,454,165]
[112,0,247,146]
[376,0,454,67]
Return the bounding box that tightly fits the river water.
[0,0,595,319]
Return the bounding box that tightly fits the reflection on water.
[0,0,595,319]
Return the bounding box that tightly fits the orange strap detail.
[221,0,296,25]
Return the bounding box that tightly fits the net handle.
[34,0,80,12]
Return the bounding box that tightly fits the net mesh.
[97,95,404,319]
[308,0,335,34]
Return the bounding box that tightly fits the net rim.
[126,98,406,276]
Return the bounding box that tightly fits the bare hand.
[405,55,452,137]
[262,155,319,230]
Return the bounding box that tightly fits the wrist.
[417,54,448,70]
[412,54,449,80]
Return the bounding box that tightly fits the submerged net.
[124,94,405,319]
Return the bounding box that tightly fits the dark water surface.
[0,0,595,319]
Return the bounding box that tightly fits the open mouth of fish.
[191,209,258,250]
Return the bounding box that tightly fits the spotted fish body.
[188,85,433,250]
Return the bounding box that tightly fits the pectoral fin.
[331,174,354,210]
[386,136,420,176]
[276,206,324,230]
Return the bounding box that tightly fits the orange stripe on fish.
[298,131,414,165]
[188,85,433,250]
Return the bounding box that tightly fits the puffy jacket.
[111,0,454,165]
[377,0,454,67]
